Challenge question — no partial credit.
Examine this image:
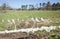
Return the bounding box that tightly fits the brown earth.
[0,32,38,39]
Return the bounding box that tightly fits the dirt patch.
[0,32,39,39]
[0,32,28,39]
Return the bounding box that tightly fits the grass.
[33,28,60,39]
[0,10,60,31]
[0,10,60,20]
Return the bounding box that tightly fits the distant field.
[0,10,60,19]
[0,10,60,31]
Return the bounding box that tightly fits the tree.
[38,3,41,10]
[1,3,7,13]
[42,3,46,10]
[52,3,56,10]
[56,2,60,10]
[21,5,28,10]
[40,3,41,8]
[1,3,7,10]
[52,2,60,10]
[29,5,34,10]
[46,1,51,10]
[1,3,12,13]
[1,3,10,10]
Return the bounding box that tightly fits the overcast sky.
[0,0,60,8]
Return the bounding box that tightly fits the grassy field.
[0,10,60,20]
[0,10,60,30]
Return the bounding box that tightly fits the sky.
[0,0,60,8]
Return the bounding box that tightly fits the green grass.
[0,10,60,20]
[0,10,60,30]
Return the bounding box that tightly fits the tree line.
[0,1,60,10]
